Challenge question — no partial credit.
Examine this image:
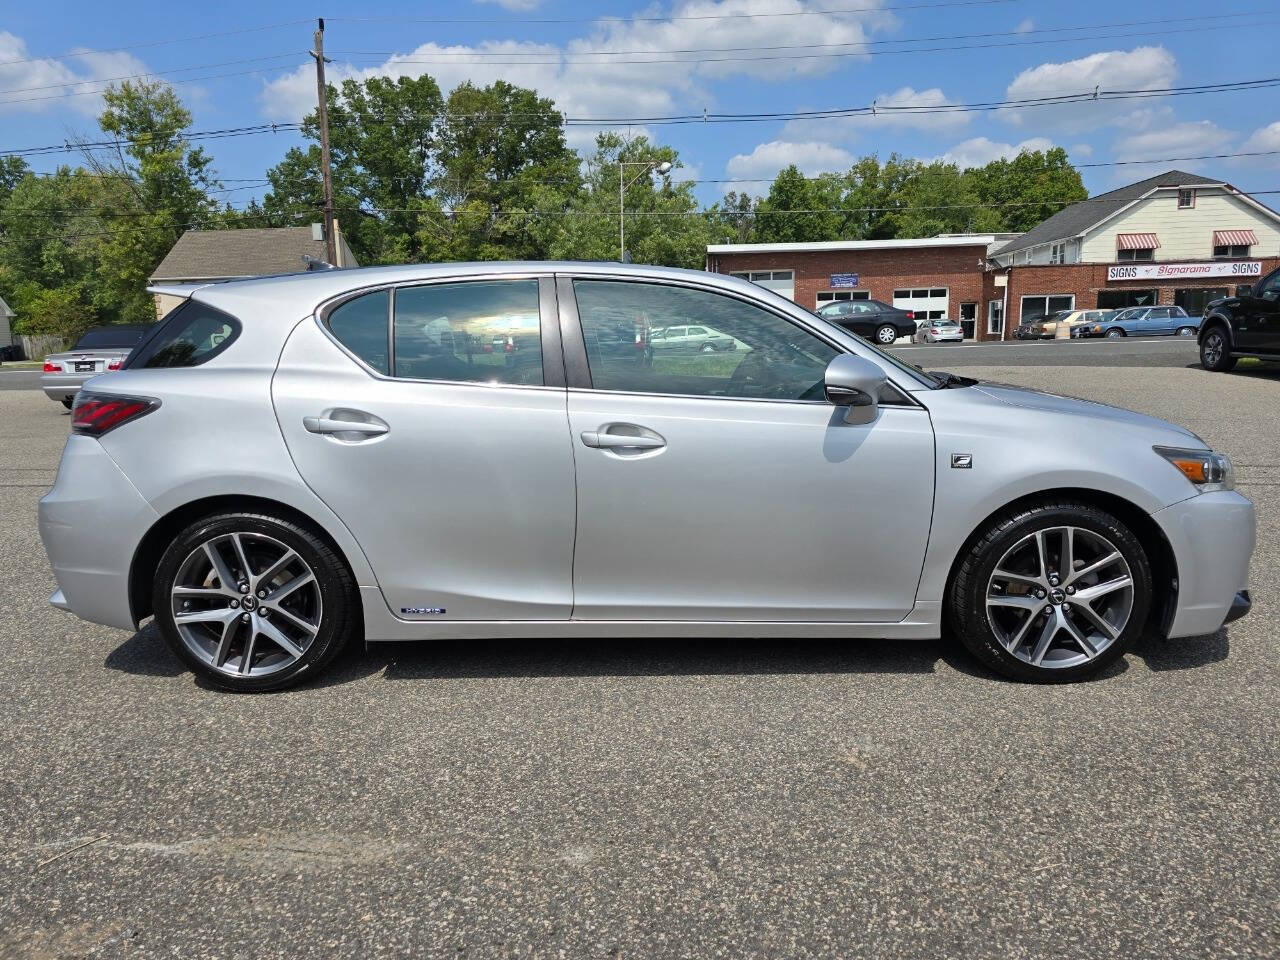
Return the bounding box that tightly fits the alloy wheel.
[169,531,323,679]
[985,525,1134,669]
[1202,331,1224,366]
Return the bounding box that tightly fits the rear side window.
[327,290,390,374]
[392,280,542,385]
[126,301,240,369]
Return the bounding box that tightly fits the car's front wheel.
[874,324,897,345]
[153,512,358,692]
[1200,326,1237,372]
[1176,326,1197,337]
[949,501,1152,682]
[1105,328,1125,339]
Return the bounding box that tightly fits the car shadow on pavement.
[103,625,1231,688]
[319,635,1016,687]
[1131,629,1230,671]
[1184,361,1280,380]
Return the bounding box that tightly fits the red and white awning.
[1117,233,1160,250]
[1213,229,1258,247]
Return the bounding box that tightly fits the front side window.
[392,280,542,385]
[126,301,240,369]
[327,290,390,374]
[574,280,838,401]
[1258,270,1280,300]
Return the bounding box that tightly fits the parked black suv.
[816,299,918,345]
[1199,267,1280,371]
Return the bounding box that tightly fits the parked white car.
[913,319,965,343]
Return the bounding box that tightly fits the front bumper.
[39,435,158,631]
[1154,491,1255,637]
[40,372,92,402]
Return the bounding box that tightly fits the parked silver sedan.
[40,263,1254,692]
[913,319,965,343]
[40,324,153,408]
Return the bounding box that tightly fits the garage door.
[731,270,795,302]
[892,287,949,320]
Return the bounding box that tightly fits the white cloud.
[1114,120,1233,169]
[939,136,1055,168]
[0,32,151,116]
[475,0,542,10]
[1239,121,1280,158]
[259,0,895,148]
[1004,46,1177,133]
[726,139,854,184]
[781,85,969,141]
[1069,142,1093,157]
[1015,18,1034,34]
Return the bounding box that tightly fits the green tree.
[541,134,709,268]
[966,147,1087,233]
[429,80,581,261]
[753,166,845,243]
[89,80,220,323]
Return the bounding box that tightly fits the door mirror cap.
[824,354,888,418]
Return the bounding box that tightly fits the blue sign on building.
[830,273,859,288]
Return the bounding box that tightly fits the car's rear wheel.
[1200,327,1236,372]
[874,324,897,345]
[153,512,358,692]
[61,398,73,410]
[700,341,716,353]
[1176,326,1196,337]
[949,501,1151,682]
[1105,328,1125,339]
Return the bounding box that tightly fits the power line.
[0,19,311,68]
[329,11,1265,61]
[0,63,306,108]
[326,0,1022,26]
[0,53,305,97]
[338,18,1280,67]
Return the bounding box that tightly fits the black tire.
[153,511,359,692]
[949,500,1152,683]
[1105,328,1125,339]
[61,397,73,410]
[1199,325,1237,372]
[874,324,897,345]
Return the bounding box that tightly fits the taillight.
[905,311,914,320]
[43,361,60,372]
[71,393,159,437]
[107,360,122,371]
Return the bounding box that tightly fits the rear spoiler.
[146,282,211,300]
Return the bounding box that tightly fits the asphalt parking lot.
[1,339,1277,959]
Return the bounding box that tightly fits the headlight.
[1154,446,1234,492]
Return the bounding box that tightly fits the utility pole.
[311,18,337,265]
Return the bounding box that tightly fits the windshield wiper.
[928,370,978,388]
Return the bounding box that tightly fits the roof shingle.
[150,226,358,281]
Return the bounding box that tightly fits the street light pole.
[618,159,673,262]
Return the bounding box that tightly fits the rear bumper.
[40,372,91,401]
[1154,491,1255,637]
[39,435,157,631]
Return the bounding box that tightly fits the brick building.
[706,169,1280,342]
[705,236,1000,338]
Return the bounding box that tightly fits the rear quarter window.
[125,300,241,369]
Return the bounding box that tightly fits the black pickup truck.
[1199,266,1280,371]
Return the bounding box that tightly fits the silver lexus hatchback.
[39,263,1255,691]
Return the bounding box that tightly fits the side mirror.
[824,354,887,421]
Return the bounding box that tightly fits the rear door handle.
[303,415,388,436]
[580,430,665,449]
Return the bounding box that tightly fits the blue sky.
[3,0,1278,208]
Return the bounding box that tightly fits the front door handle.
[303,415,389,436]
[580,429,665,450]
